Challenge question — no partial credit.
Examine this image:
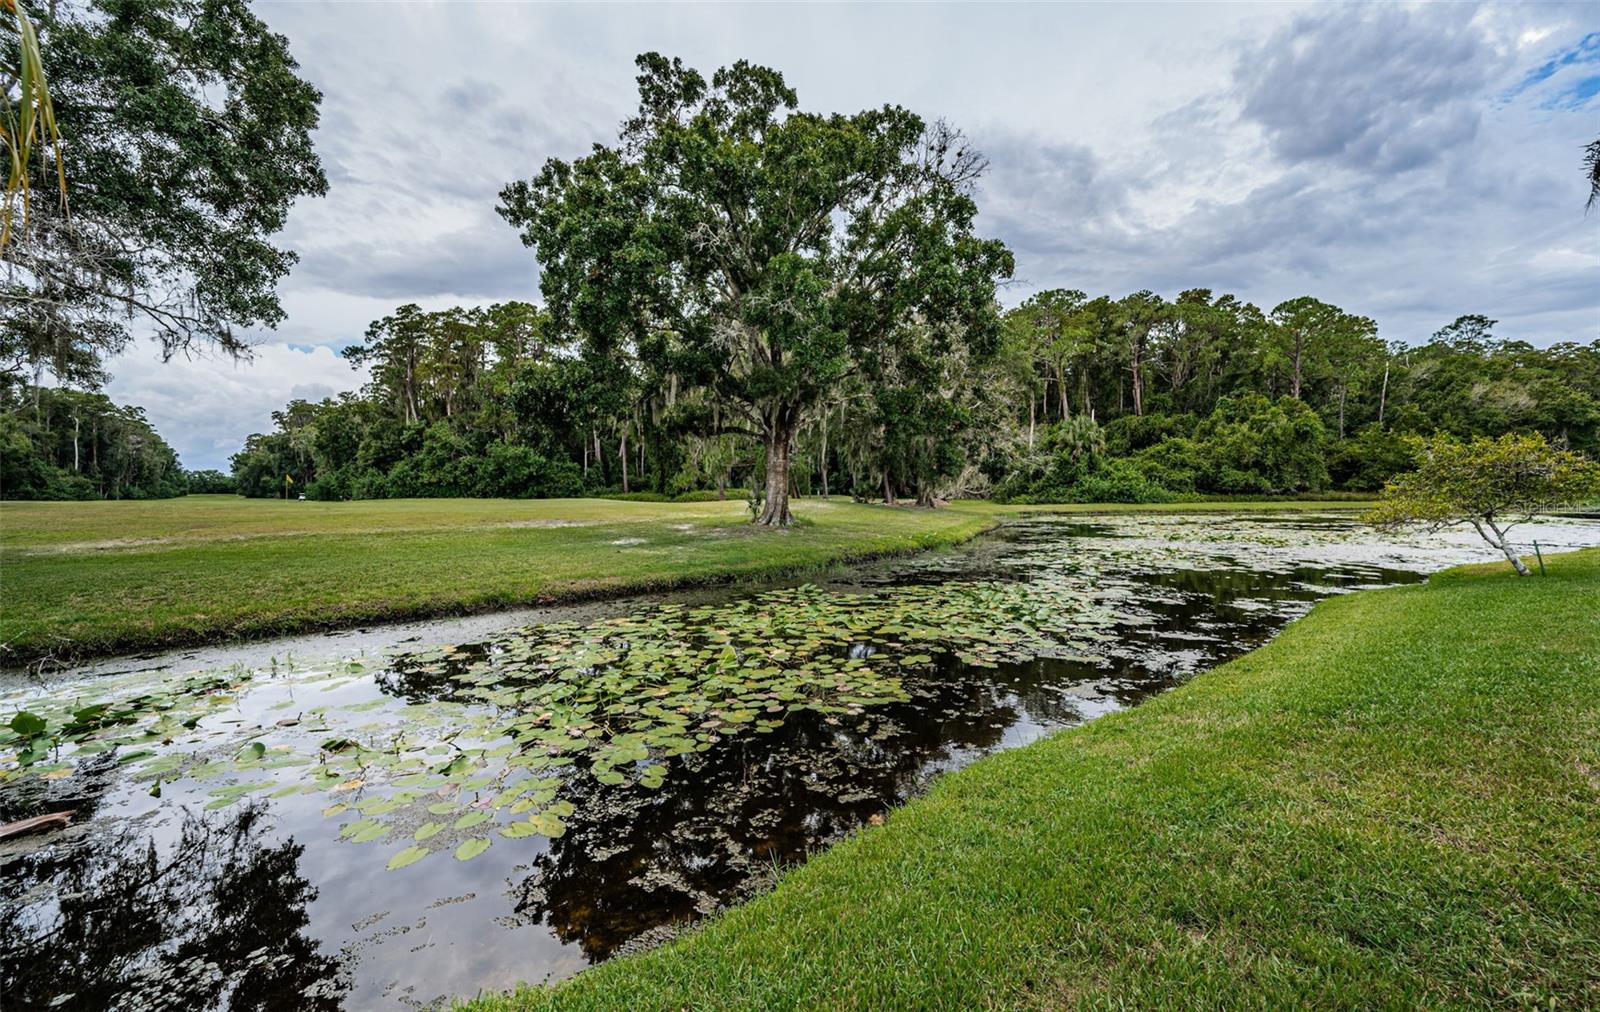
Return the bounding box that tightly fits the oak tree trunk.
[756,417,796,526]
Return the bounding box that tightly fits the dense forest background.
[4,294,1595,505]
[0,386,189,500]
[220,296,1600,505]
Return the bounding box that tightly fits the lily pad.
[386,845,430,870]
[454,837,491,861]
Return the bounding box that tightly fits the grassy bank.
[0,495,1367,665]
[469,549,1600,1010]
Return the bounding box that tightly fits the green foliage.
[1266,296,1378,403]
[3,0,326,388]
[992,299,1598,504]
[1327,424,1416,492]
[1102,411,1196,455]
[1366,433,1600,536]
[184,469,236,495]
[0,385,185,499]
[1386,322,1600,454]
[230,290,1599,513]
[1190,394,1329,493]
[1000,397,1328,502]
[498,53,1013,524]
[231,317,591,500]
[995,417,1174,504]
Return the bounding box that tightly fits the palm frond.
[3,0,69,250]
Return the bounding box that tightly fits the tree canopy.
[498,53,1013,524]
[222,284,1600,519]
[2,0,326,389]
[1,384,185,499]
[1365,432,1600,575]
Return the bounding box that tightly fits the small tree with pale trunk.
[1365,433,1600,576]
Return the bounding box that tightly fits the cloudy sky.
[103,1,1600,470]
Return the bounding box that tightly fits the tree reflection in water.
[503,657,1112,961]
[1,802,346,1011]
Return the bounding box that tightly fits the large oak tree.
[499,54,1012,525]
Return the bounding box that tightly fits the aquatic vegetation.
[2,570,1131,869]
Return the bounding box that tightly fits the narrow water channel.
[4,512,1597,1010]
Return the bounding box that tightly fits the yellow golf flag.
[285,474,294,485]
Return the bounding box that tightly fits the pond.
[4,512,1598,1010]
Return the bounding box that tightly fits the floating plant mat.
[1,576,1130,868]
[4,512,1599,1010]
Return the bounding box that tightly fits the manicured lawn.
[466,549,1600,1010]
[0,495,1366,664]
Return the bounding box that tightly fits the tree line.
[0,385,187,499]
[222,53,1599,516]
[224,293,1599,508]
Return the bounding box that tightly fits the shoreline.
[466,546,1600,1010]
[1,497,1373,670]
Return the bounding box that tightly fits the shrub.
[184,469,238,495]
[1103,412,1196,455]
[1069,458,1178,504]
[1191,395,1329,493]
[1130,438,1202,494]
[1329,425,1417,492]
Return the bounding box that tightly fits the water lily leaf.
[10,712,46,737]
[500,820,542,839]
[414,821,445,841]
[454,837,491,861]
[528,812,567,838]
[387,845,429,871]
[453,811,490,831]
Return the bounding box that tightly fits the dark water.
[4,512,1598,1010]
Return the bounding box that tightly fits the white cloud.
[105,341,369,470]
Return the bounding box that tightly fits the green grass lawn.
[0,494,1367,664]
[466,549,1600,1011]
